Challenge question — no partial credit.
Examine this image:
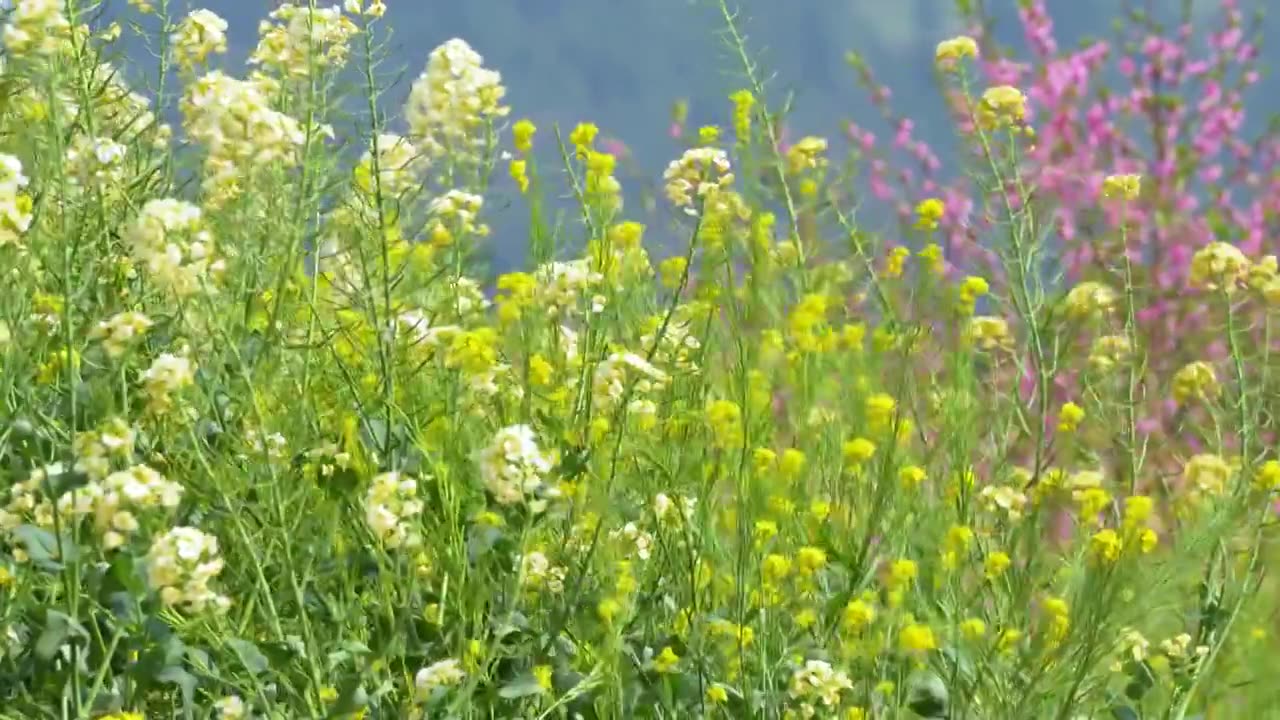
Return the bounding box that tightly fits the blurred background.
[99,0,1272,270]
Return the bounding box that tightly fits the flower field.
[1,0,1279,718]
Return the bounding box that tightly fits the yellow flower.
[780,448,807,480]
[705,399,743,449]
[1183,453,1233,497]
[1172,361,1220,403]
[509,158,529,193]
[569,122,598,156]
[796,546,827,576]
[1089,529,1123,563]
[1254,460,1280,492]
[699,125,721,145]
[899,621,937,654]
[997,628,1022,654]
[885,559,918,590]
[1058,402,1085,432]
[653,646,680,673]
[1189,242,1250,292]
[977,85,1028,129]
[512,118,536,153]
[983,551,1011,580]
[899,465,927,490]
[842,598,877,633]
[914,198,945,230]
[1063,281,1118,320]
[918,243,944,275]
[730,89,755,141]
[707,683,730,704]
[1101,173,1141,200]
[884,246,910,278]
[842,437,877,467]
[960,618,987,640]
[534,664,554,692]
[935,35,979,68]
[1123,495,1154,529]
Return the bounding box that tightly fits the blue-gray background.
[106,0,1269,270]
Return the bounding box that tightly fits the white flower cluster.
[126,199,224,297]
[354,133,425,198]
[0,154,33,248]
[72,417,136,480]
[212,695,248,720]
[343,0,387,17]
[3,0,72,57]
[140,352,196,414]
[404,38,509,161]
[89,311,154,359]
[181,71,306,205]
[364,472,425,549]
[63,135,128,189]
[171,9,229,72]
[591,351,668,413]
[608,521,654,561]
[475,425,556,507]
[533,259,605,319]
[61,465,184,551]
[519,550,566,593]
[788,660,853,711]
[146,526,231,613]
[414,658,466,701]
[250,3,361,79]
[424,276,490,323]
[663,147,734,215]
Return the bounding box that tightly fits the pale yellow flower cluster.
[72,417,137,479]
[354,133,426,198]
[0,155,33,247]
[364,472,425,549]
[1063,281,1118,320]
[125,199,224,297]
[404,38,510,161]
[90,312,154,359]
[414,658,466,701]
[343,0,387,18]
[171,9,229,72]
[475,424,555,508]
[425,189,488,244]
[519,551,566,593]
[181,71,306,205]
[532,259,605,319]
[591,351,668,415]
[663,147,734,215]
[788,660,853,711]
[59,465,184,551]
[250,3,361,79]
[140,352,196,414]
[3,0,72,57]
[146,526,231,613]
[63,135,128,189]
[1188,241,1250,293]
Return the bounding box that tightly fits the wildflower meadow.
[2,0,1280,717]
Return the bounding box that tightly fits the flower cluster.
[140,352,197,414]
[249,3,361,79]
[404,38,509,161]
[3,0,72,57]
[364,472,425,549]
[662,147,734,214]
[171,9,229,72]
[146,527,231,613]
[63,135,128,189]
[89,312,154,359]
[0,155,33,247]
[126,199,224,297]
[181,71,306,205]
[475,425,556,507]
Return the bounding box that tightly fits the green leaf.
[12,524,74,567]
[906,672,949,718]
[226,637,271,676]
[1110,706,1139,720]
[157,665,197,718]
[498,673,546,699]
[34,610,88,662]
